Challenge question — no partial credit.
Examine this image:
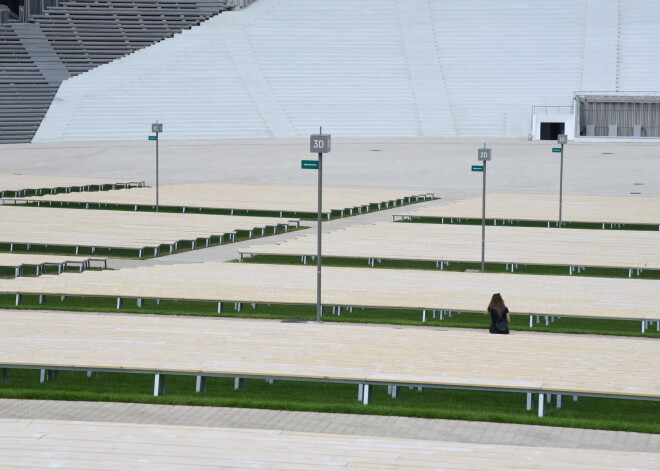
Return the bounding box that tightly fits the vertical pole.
[156,127,159,212]
[316,127,323,323]
[558,142,564,226]
[362,383,371,405]
[481,152,487,273]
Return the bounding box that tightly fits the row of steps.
[35,0,660,142]
[0,0,233,143]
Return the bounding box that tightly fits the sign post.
[477,145,491,273]
[309,128,331,322]
[557,134,567,226]
[151,122,163,211]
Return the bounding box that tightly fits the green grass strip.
[239,254,660,280]
[21,197,437,221]
[0,225,305,259]
[1,294,657,338]
[1,184,129,199]
[398,217,659,231]
[0,369,657,434]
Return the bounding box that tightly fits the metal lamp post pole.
[317,147,322,322]
[152,122,163,211]
[309,129,331,323]
[156,130,159,211]
[557,134,567,227]
[481,158,487,272]
[477,145,492,273]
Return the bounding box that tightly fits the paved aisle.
[0,399,657,453]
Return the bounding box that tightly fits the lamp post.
[151,122,163,211]
[309,128,331,322]
[557,134,567,226]
[477,145,492,273]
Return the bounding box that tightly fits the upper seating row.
[0,0,232,143]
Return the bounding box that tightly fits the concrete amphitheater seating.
[0,0,233,143]
[0,24,59,142]
[30,0,660,141]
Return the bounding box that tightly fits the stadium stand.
[31,0,660,141]
[0,23,58,142]
[0,0,234,143]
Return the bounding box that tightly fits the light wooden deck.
[1,310,658,405]
[395,194,660,226]
[21,182,433,215]
[238,221,660,272]
[0,206,298,255]
[0,419,657,471]
[0,173,143,195]
[2,263,659,325]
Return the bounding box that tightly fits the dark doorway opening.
[540,122,565,140]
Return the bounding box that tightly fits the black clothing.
[488,306,510,334]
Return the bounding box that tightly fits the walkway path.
[1,399,658,453]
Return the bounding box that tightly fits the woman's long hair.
[488,293,506,316]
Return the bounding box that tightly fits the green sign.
[301,160,319,170]
[471,165,484,172]
[552,147,561,152]
[148,136,157,141]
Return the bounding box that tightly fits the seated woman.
[484,292,510,334]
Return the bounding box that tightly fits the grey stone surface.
[0,399,658,453]
[1,138,658,197]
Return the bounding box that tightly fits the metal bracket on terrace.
[0,254,107,278]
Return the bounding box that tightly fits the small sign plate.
[552,147,562,152]
[148,136,157,141]
[557,134,568,144]
[471,165,484,172]
[301,160,319,170]
[310,134,331,153]
[152,123,163,133]
[477,148,491,161]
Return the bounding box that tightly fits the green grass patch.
[398,217,659,231]
[1,294,656,338]
[0,225,305,260]
[240,254,660,280]
[22,196,437,221]
[0,369,657,433]
[0,184,127,199]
